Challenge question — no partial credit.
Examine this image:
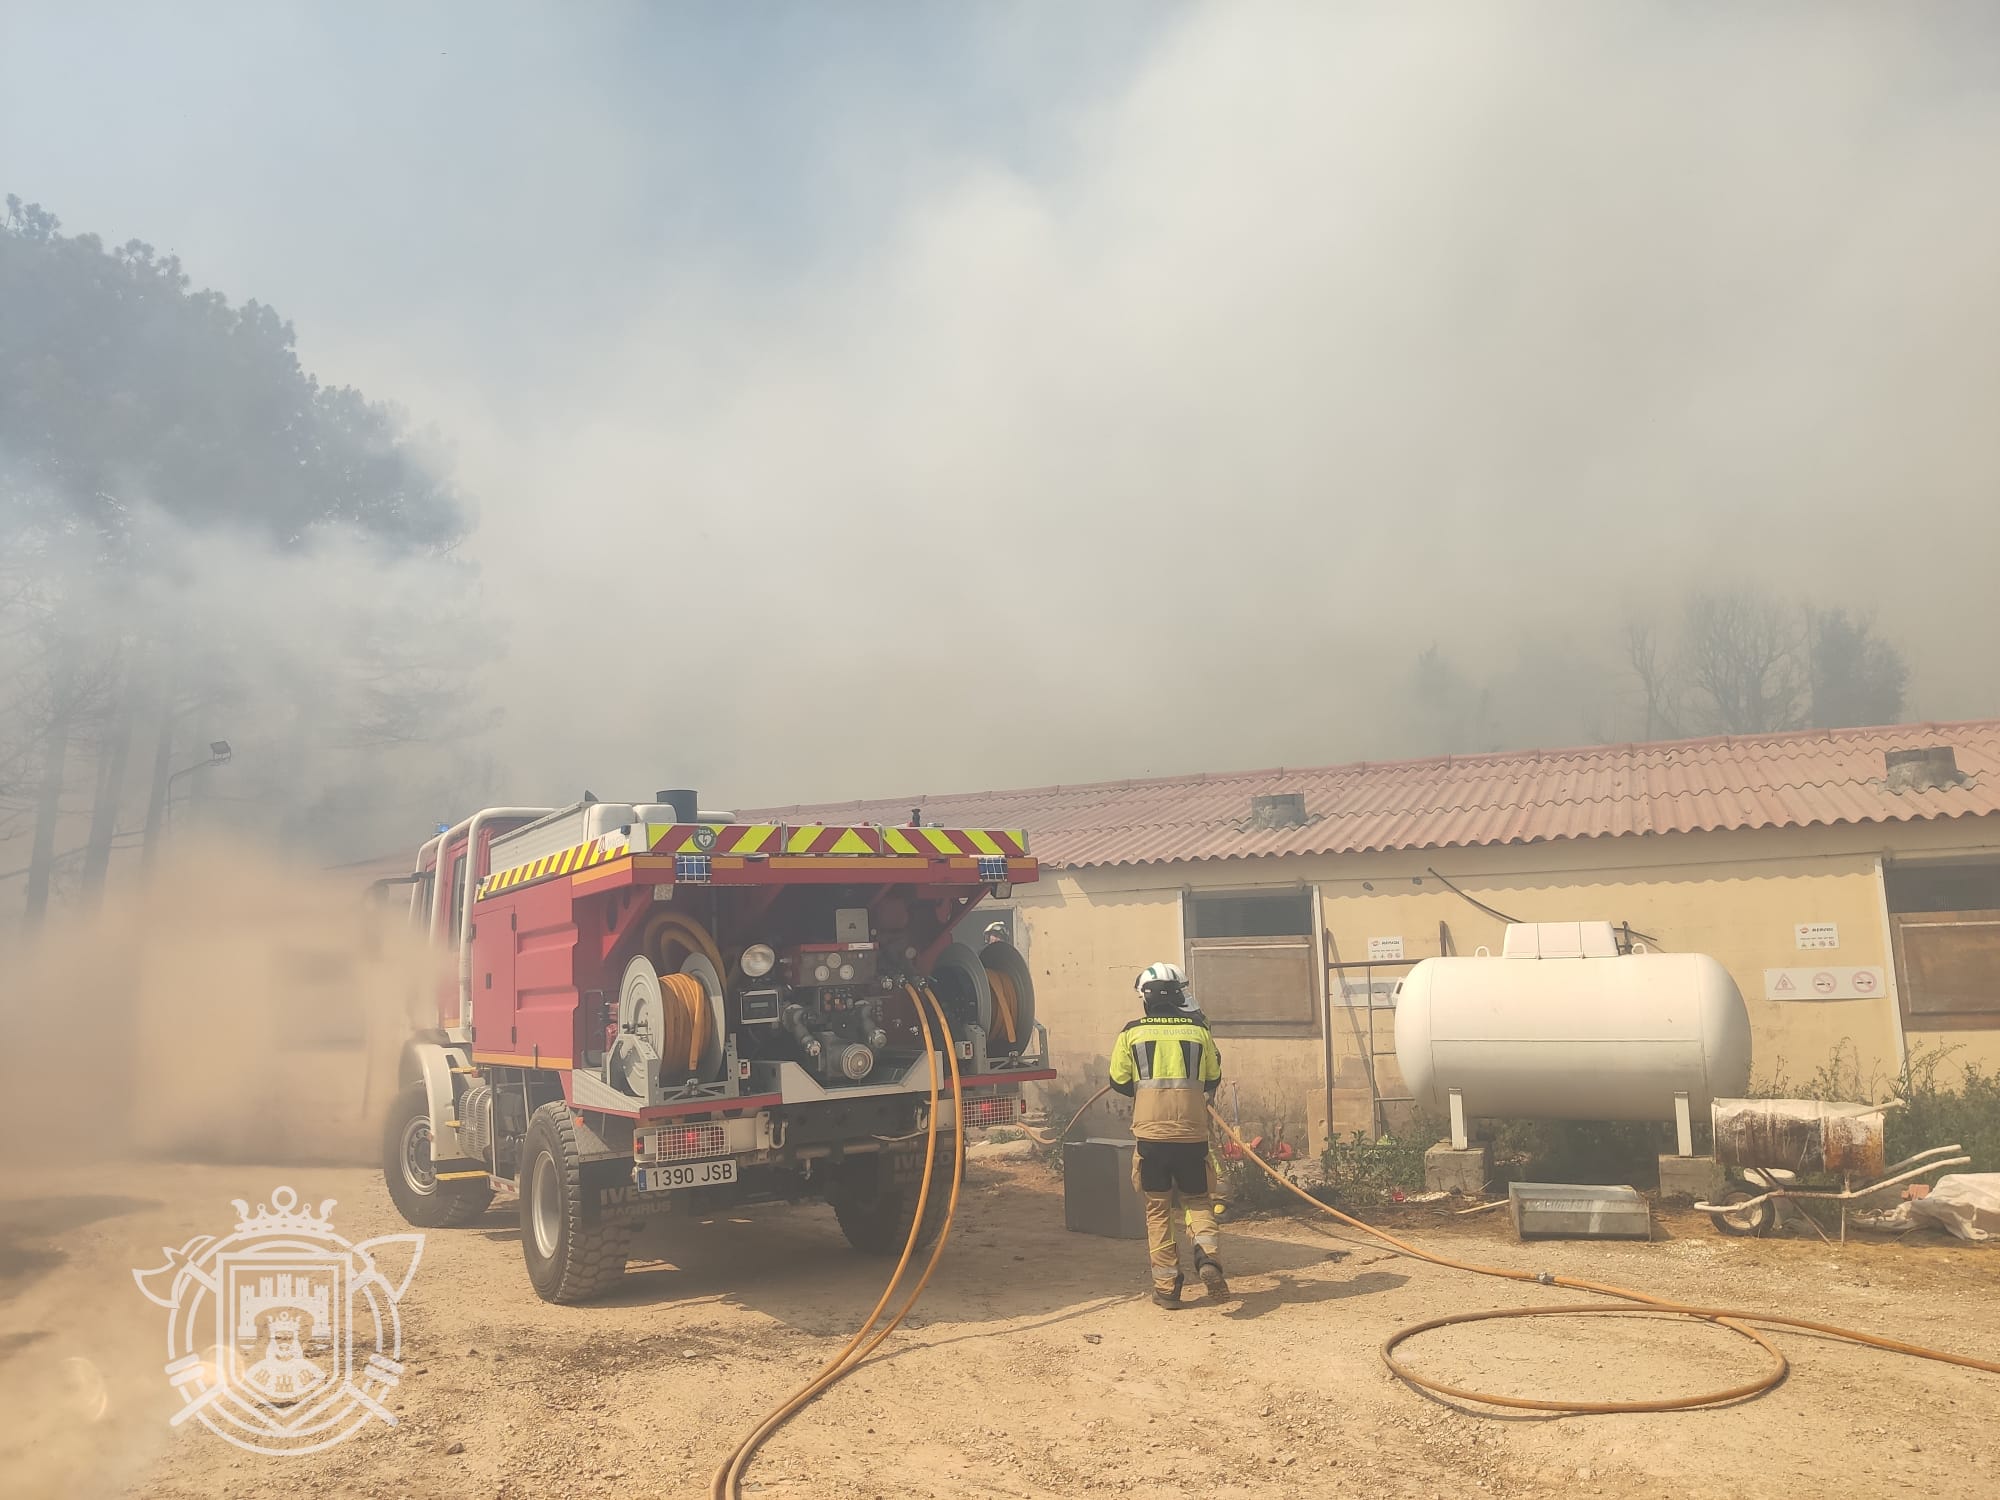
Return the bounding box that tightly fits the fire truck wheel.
[384,1082,494,1228]
[520,1103,635,1303]
[828,1140,962,1257]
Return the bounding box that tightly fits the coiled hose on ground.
[1204,1107,2000,1412]
[712,1058,2000,1495]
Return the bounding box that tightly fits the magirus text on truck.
[369,791,1050,1302]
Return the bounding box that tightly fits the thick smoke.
[0,834,443,1167]
[406,4,2000,802]
[6,2,1999,823]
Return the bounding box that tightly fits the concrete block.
[1656,1154,1724,1203]
[1063,1138,1147,1239]
[1424,1142,1492,1196]
[1332,1054,1373,1090]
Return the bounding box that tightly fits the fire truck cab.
[379,791,1050,1302]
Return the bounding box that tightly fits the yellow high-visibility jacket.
[1108,1013,1223,1142]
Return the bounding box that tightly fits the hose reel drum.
[929,939,1037,1056]
[608,952,726,1099]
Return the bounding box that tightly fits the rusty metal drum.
[1711,1098,1890,1177]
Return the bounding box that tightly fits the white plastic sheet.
[1909,1174,2000,1242]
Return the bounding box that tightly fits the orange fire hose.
[1018,1082,1109,1146]
[1206,1109,2000,1412]
[986,966,1021,1050]
[657,972,709,1073]
[708,984,965,1500]
[643,909,727,980]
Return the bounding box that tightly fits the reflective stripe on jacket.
[1108,1014,1222,1142]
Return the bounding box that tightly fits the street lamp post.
[162,740,234,834]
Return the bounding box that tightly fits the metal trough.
[1508,1182,1653,1240]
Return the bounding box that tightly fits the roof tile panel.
[751,722,2000,868]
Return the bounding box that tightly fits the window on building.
[1182,887,1318,1035]
[1886,860,2000,1029]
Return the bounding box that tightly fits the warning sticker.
[1764,967,1886,1001]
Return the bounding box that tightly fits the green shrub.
[1217,1149,1303,1214]
[1313,1127,1434,1207]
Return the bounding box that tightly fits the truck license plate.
[636,1160,738,1192]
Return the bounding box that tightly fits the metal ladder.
[1327,955,1416,1142]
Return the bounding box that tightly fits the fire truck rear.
[376,791,1050,1302]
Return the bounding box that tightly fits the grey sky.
[6,2,1998,813]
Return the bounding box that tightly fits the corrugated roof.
[751,720,2000,870]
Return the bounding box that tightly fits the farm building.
[763,721,2000,1146]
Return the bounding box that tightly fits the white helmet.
[1135,962,1187,992]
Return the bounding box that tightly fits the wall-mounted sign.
[1338,977,1401,1007]
[1795,923,1840,950]
[1764,967,1883,1001]
[1368,936,1405,962]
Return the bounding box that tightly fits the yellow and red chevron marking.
[880,826,1029,858]
[476,823,1032,897]
[783,824,885,856]
[476,836,620,898]
[645,824,784,856]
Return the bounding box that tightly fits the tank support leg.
[1448,1088,1468,1152]
[1674,1092,1693,1158]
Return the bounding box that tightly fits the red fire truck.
[376,791,1049,1302]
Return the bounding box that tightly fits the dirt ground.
[4,1151,1997,1500]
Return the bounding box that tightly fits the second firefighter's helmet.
[1136,962,1195,1013]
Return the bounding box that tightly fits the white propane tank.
[1393,931,1751,1124]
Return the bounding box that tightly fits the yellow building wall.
[1010,872,1326,1136]
[1011,817,2000,1140]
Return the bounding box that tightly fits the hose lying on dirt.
[1206,1108,2000,1413]
[708,985,965,1500]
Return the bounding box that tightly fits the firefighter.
[1108,962,1228,1308]
[983,921,1009,946]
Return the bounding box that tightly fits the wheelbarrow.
[1694,1097,1970,1240]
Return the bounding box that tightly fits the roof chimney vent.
[1883,746,1966,794]
[1247,792,1309,830]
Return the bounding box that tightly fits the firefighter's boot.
[1194,1248,1229,1301]
[1153,1273,1184,1310]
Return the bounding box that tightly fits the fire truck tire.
[520,1103,635,1303]
[384,1082,494,1228]
[829,1140,962,1257]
